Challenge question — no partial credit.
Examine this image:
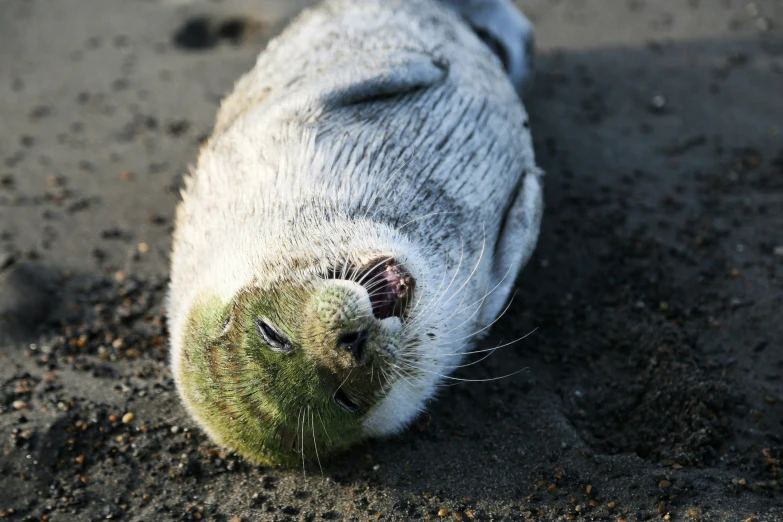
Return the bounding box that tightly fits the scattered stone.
[0,251,15,271]
[648,94,667,114]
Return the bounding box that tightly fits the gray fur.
[169,0,543,441]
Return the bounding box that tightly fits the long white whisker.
[396,210,459,231]
[408,228,483,338]
[435,258,515,333]
[404,237,464,338]
[310,407,323,477]
[440,327,538,356]
[316,409,333,445]
[442,290,519,344]
[297,406,306,482]
[333,369,353,398]
[404,364,529,383]
[353,256,393,286]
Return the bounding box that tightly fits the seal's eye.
[254,318,293,353]
[220,314,232,336]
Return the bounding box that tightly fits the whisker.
[353,256,394,286]
[297,406,306,482]
[439,327,538,356]
[396,210,459,231]
[316,409,333,445]
[407,230,482,339]
[403,364,529,384]
[403,241,461,336]
[433,258,515,333]
[438,222,487,310]
[310,407,323,477]
[333,369,354,400]
[441,290,519,344]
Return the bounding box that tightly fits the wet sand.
[1,0,782,520]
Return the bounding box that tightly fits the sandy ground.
[1,0,782,520]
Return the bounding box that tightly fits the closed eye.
[254,318,293,353]
[220,314,232,336]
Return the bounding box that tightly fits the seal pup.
[168,0,543,466]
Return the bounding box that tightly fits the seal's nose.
[337,329,369,363]
[305,280,375,367]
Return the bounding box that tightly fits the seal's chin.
[330,257,415,321]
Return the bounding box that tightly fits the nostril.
[338,332,360,345]
[338,330,368,363]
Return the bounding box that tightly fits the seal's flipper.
[480,168,544,326]
[439,0,535,96]
[230,48,449,131]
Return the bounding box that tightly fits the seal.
[167,0,543,466]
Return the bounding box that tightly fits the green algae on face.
[177,278,399,466]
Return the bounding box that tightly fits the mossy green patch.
[177,278,396,466]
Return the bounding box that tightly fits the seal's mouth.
[330,257,415,321]
[363,260,414,320]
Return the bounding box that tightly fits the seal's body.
[168,0,543,466]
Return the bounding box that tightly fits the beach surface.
[1,0,782,520]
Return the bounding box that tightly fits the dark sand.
[1,0,782,520]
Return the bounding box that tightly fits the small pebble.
[121,170,134,181]
[12,400,28,410]
[649,94,667,113]
[0,251,15,270]
[658,480,672,488]
[138,242,150,254]
[122,412,135,423]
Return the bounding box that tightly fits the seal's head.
[176,255,416,465]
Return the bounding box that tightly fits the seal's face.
[177,257,415,465]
